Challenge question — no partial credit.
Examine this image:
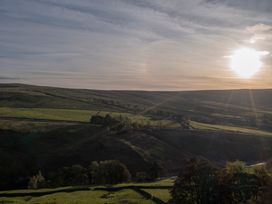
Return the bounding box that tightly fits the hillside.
[1,83,272,130]
[1,83,272,190]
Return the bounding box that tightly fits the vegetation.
[190,121,272,137]
[0,189,154,204]
[1,124,272,190]
[89,160,131,185]
[27,160,132,188]
[1,84,272,203]
[0,106,179,128]
[28,171,46,189]
[170,159,272,204]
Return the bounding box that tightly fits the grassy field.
[143,189,171,202]
[0,107,180,128]
[0,189,154,204]
[115,178,174,187]
[0,179,174,204]
[0,120,73,132]
[190,120,272,137]
[2,106,272,136]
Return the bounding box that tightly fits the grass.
[190,120,272,137]
[0,190,154,204]
[0,186,79,194]
[0,120,73,132]
[143,189,171,202]
[0,179,174,194]
[0,107,179,128]
[0,179,174,203]
[115,178,175,187]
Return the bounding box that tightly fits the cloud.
[245,23,272,44]
[0,75,20,80]
[247,24,272,33]
[0,0,272,90]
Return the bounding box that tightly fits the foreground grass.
[0,179,174,194]
[116,178,174,187]
[190,120,272,137]
[0,179,174,204]
[143,189,171,202]
[0,190,154,204]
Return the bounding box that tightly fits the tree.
[170,158,219,204]
[215,161,260,204]
[135,171,149,182]
[28,171,45,189]
[88,161,99,184]
[149,161,160,180]
[255,181,272,204]
[89,160,131,185]
[49,165,88,187]
[225,160,246,174]
[90,115,105,124]
[170,159,266,204]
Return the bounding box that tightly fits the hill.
[0,83,272,190]
[1,83,272,130]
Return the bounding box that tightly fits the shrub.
[170,159,269,204]
[28,171,45,189]
[49,165,88,187]
[89,160,131,184]
[135,171,149,182]
[170,158,219,204]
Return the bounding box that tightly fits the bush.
[49,165,88,187]
[28,171,46,189]
[89,160,131,184]
[170,158,219,204]
[135,171,149,182]
[170,159,269,204]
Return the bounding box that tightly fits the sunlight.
[229,48,268,78]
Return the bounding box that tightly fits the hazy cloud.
[247,24,272,33]
[0,75,20,80]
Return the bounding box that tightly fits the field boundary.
[94,186,172,204]
[0,187,90,197]
[0,185,172,204]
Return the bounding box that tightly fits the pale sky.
[0,0,272,90]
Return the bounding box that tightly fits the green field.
[0,107,180,128]
[0,179,174,204]
[144,189,171,202]
[0,190,154,204]
[190,120,272,137]
[2,106,272,136]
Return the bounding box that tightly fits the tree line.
[28,160,159,189]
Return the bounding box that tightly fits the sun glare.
[230,48,266,78]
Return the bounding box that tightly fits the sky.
[0,0,272,90]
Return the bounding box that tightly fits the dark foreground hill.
[1,125,272,189]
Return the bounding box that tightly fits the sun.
[230,48,264,78]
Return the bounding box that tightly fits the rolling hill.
[0,83,272,189]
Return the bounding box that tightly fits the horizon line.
[1,82,272,93]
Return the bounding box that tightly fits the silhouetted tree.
[49,165,88,187]
[217,161,260,204]
[170,158,219,204]
[135,171,149,182]
[89,160,131,184]
[149,161,160,180]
